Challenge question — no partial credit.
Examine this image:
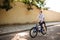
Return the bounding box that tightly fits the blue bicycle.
[30,23,47,38]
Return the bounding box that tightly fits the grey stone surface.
[0,22,60,35]
[0,23,60,40]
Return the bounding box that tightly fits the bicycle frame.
[33,23,43,32]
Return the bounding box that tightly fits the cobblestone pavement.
[0,24,60,40]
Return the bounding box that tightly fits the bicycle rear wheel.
[41,24,47,35]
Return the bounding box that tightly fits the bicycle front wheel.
[29,27,38,38]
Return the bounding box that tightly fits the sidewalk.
[0,22,60,36]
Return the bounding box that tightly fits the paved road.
[0,24,60,40]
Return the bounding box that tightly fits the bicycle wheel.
[30,27,38,38]
[41,24,47,35]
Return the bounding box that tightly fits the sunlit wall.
[0,1,60,25]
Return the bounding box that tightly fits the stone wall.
[0,2,60,25]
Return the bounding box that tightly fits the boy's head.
[40,11,42,13]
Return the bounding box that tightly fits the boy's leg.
[43,21,47,31]
[39,22,43,32]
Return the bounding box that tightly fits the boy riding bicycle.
[38,11,47,32]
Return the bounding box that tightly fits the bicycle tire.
[29,27,38,38]
[41,26,47,35]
